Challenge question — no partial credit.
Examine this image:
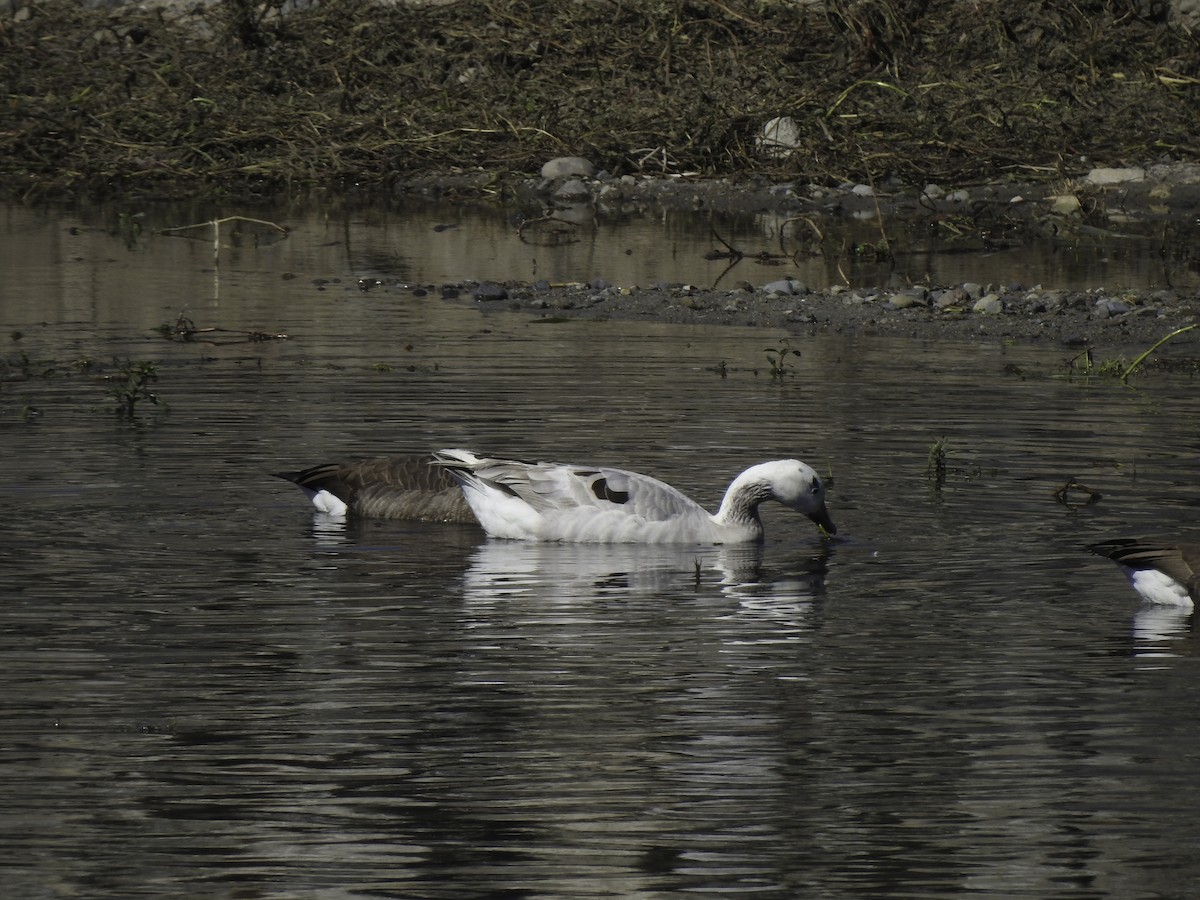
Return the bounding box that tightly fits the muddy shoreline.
[394,167,1200,353]
[428,277,1197,354]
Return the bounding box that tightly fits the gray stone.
[1094,298,1130,318]
[1175,0,1200,28]
[541,156,596,179]
[936,286,969,308]
[763,279,796,295]
[887,288,928,310]
[1085,167,1146,186]
[471,282,508,302]
[973,294,1004,315]
[553,178,590,200]
[961,282,984,300]
[1035,290,1065,311]
[1146,162,1200,184]
[758,116,803,158]
[1049,194,1082,216]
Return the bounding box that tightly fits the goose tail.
[432,448,485,479]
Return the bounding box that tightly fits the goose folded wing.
[586,467,703,521]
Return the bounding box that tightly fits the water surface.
[2,202,1200,898]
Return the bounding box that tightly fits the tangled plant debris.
[107,359,163,419]
[1,0,1198,200]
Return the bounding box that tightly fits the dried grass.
[1,0,1198,199]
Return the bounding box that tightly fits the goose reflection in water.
[1131,604,1194,659]
[1089,538,1199,660]
[457,539,830,626]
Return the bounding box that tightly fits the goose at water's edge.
[433,448,836,544]
[273,454,477,523]
[1088,538,1200,607]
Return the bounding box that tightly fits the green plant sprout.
[764,339,801,378]
[109,360,164,419]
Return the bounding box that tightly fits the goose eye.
[811,481,822,495]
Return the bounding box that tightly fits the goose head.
[722,459,836,536]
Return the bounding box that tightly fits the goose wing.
[275,454,475,522]
[439,452,707,521]
[538,464,707,522]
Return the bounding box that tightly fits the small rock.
[763,278,797,295]
[973,294,1004,315]
[1035,290,1065,311]
[1086,167,1146,185]
[471,282,508,302]
[922,184,945,200]
[936,286,969,308]
[946,189,970,203]
[553,178,590,200]
[540,156,596,179]
[1049,194,1082,216]
[758,116,803,158]
[1094,298,1130,318]
[851,183,875,197]
[887,289,928,310]
[961,282,984,300]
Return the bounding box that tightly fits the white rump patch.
[311,489,348,517]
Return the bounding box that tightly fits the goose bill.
[809,504,837,535]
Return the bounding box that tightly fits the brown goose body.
[1088,539,1200,606]
[274,454,476,523]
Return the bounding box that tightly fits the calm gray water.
[2,201,1200,898]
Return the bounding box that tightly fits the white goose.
[274,454,476,522]
[433,449,836,544]
[1089,539,1200,608]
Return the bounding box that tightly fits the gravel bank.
[437,279,1199,353]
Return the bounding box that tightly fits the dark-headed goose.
[1088,539,1200,608]
[275,454,476,523]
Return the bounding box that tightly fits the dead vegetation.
[1,0,1198,200]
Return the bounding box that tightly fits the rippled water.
[3,201,1200,898]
